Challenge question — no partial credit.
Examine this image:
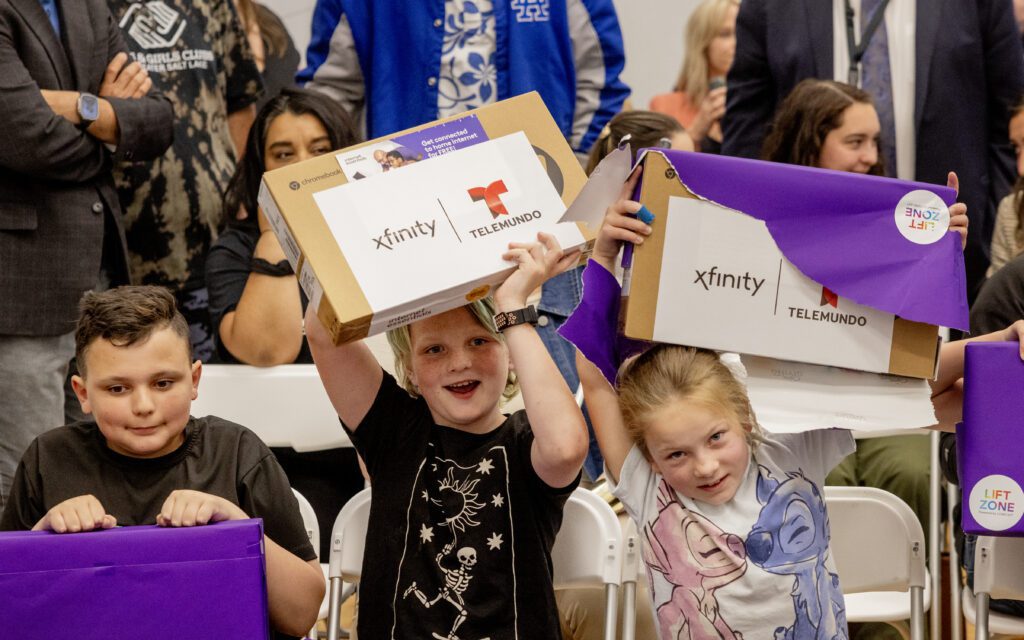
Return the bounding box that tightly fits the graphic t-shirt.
[109,0,263,291]
[347,373,577,640]
[611,429,856,640]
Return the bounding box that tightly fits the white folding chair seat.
[961,535,1024,639]
[825,486,930,640]
[552,488,623,640]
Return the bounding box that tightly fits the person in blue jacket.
[301,0,629,158]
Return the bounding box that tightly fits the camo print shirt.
[109,0,263,291]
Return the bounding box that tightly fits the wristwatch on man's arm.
[76,92,100,129]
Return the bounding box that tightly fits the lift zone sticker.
[969,475,1023,532]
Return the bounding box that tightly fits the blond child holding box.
[306,232,589,640]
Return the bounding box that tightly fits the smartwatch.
[493,305,539,332]
[77,92,100,129]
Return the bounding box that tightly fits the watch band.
[493,305,539,332]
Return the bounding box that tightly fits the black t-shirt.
[206,224,312,364]
[347,373,577,640]
[0,416,315,559]
[971,252,1024,334]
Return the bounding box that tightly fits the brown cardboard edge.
[889,317,941,378]
[623,152,696,340]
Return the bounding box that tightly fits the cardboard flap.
[646,150,969,330]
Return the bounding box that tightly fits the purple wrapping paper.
[0,519,269,638]
[655,150,969,330]
[957,343,1024,536]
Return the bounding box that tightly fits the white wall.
[262,0,698,108]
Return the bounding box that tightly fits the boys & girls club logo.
[969,475,1023,531]
[894,189,950,245]
[468,180,509,218]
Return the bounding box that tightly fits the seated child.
[305,232,589,639]
[0,286,324,639]
[567,177,1024,639]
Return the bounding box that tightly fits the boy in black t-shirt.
[307,233,590,640]
[0,286,324,638]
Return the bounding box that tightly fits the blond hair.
[386,298,519,403]
[674,0,740,103]
[617,345,764,460]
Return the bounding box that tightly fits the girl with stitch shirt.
[566,172,1024,640]
[306,233,589,640]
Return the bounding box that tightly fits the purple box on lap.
[0,519,268,639]
[957,342,1024,536]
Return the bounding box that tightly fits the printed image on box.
[315,132,585,333]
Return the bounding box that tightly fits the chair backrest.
[620,517,642,585]
[551,488,623,589]
[973,536,1024,601]
[292,488,320,562]
[327,487,372,583]
[825,486,927,593]
[190,364,350,451]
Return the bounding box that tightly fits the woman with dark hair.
[762,79,885,176]
[988,99,1024,277]
[206,87,362,559]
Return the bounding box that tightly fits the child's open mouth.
[444,380,480,396]
[699,476,726,491]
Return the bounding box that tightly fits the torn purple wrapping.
[957,343,1024,536]
[0,519,269,638]
[655,150,969,331]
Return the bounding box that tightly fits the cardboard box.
[0,520,268,639]
[957,342,1024,536]
[621,150,968,379]
[258,92,591,345]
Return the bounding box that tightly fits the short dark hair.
[223,87,360,231]
[761,79,885,176]
[75,286,191,376]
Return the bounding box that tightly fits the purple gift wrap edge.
[0,519,269,639]
[650,149,969,331]
[957,342,1024,536]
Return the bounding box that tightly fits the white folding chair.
[291,489,328,640]
[619,516,642,640]
[190,364,351,451]
[961,536,1024,639]
[825,486,930,640]
[326,488,371,640]
[552,488,623,640]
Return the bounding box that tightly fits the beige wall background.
[261,0,701,109]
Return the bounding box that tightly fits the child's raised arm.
[495,232,588,489]
[576,351,633,483]
[305,307,384,431]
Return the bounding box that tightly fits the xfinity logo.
[468,180,509,218]
[693,266,765,296]
[373,220,436,250]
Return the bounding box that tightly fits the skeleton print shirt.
[345,373,577,640]
[611,429,855,640]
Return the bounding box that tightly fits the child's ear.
[190,360,202,400]
[70,374,92,415]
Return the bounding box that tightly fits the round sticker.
[968,474,1024,532]
[894,190,950,245]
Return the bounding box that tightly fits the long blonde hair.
[674,0,740,103]
[386,298,519,403]
[617,345,764,460]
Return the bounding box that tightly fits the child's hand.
[592,168,652,273]
[32,494,117,533]
[999,319,1024,360]
[156,490,248,527]
[947,172,968,251]
[495,232,580,311]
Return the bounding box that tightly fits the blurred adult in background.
[0,0,173,522]
[649,0,738,153]
[988,100,1024,278]
[206,88,364,557]
[722,0,1024,304]
[302,0,629,159]
[108,0,263,361]
[234,0,300,111]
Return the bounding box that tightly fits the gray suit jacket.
[0,0,173,336]
[721,0,1024,299]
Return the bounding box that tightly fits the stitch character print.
[745,467,847,640]
[643,481,747,639]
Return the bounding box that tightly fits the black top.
[206,224,312,364]
[255,5,300,112]
[971,252,1024,334]
[347,374,577,640]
